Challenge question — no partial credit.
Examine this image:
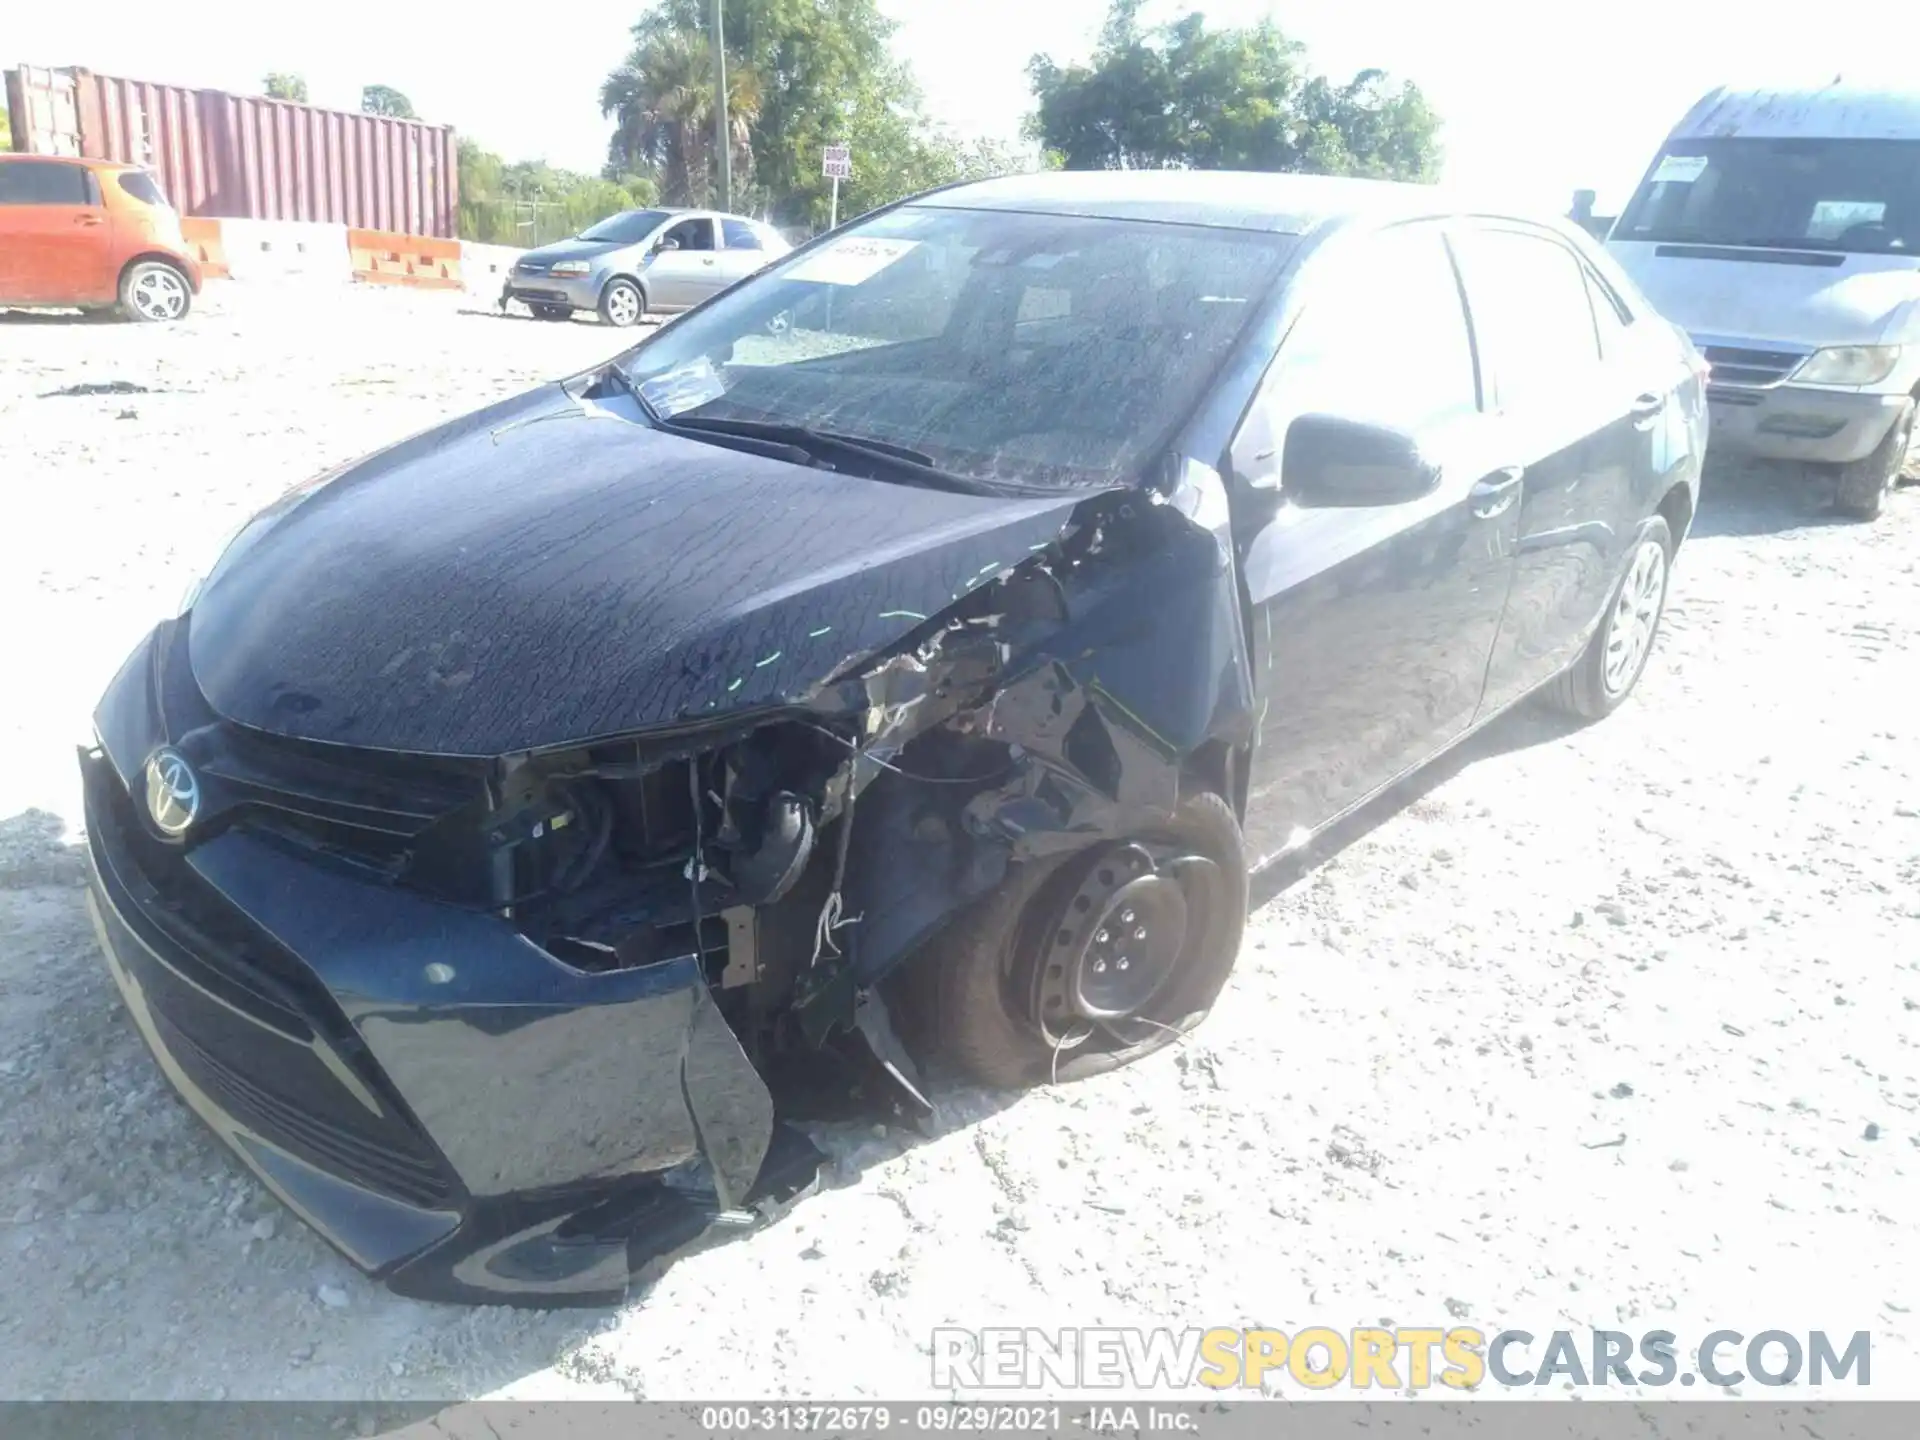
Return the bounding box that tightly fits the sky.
[11,0,1920,215]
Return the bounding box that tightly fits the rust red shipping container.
[6,66,458,238]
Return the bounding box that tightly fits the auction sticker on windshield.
[638,356,729,415]
[1651,154,1710,184]
[786,237,921,287]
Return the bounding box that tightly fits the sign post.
[822,144,852,230]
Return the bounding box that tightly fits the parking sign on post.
[823,144,852,229]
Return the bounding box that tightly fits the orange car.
[0,153,202,321]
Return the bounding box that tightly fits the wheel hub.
[1070,875,1187,1019]
[1025,842,1223,1048]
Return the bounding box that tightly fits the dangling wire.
[1050,1022,1095,1085]
[686,760,709,970]
[808,752,864,969]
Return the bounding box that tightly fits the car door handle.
[75,214,104,227]
[701,257,715,265]
[1470,466,1524,520]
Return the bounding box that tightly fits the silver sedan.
[500,207,791,326]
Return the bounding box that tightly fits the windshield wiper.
[1732,237,1847,252]
[598,362,1030,497]
[656,410,1011,496]
[666,415,941,469]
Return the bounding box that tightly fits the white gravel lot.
[1,283,1916,1405]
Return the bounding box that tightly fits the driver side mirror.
[655,237,681,254]
[1282,413,1439,507]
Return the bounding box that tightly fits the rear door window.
[116,170,169,207]
[1457,227,1603,412]
[1584,267,1634,357]
[721,218,762,251]
[0,160,93,205]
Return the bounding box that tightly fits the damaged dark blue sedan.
[81,172,1706,1305]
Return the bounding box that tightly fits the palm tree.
[602,34,759,208]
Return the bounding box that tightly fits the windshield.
[577,208,676,244]
[614,205,1293,491]
[1615,137,1920,254]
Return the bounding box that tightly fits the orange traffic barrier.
[180,216,229,279]
[346,228,463,289]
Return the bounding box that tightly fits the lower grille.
[151,1006,453,1207]
[86,754,458,1210]
[1706,386,1764,408]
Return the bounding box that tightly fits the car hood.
[187,386,1087,757]
[520,237,627,266]
[1609,241,1920,348]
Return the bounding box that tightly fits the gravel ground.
[2,284,1916,1404]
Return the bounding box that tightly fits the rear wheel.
[118,261,191,323]
[598,278,645,328]
[529,302,573,322]
[1833,401,1914,519]
[903,790,1247,1089]
[1546,515,1673,722]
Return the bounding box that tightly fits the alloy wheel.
[1602,538,1668,696]
[130,267,188,322]
[605,285,641,326]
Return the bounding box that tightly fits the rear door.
[717,217,770,290]
[645,216,723,309]
[1585,259,1698,526]
[0,159,116,304]
[1233,220,1522,850]
[1455,222,1634,714]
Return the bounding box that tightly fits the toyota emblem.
[144,748,200,837]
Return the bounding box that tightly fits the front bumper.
[501,270,602,310]
[1705,383,1909,465]
[80,623,819,1306]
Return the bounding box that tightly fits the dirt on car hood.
[186,385,1087,756]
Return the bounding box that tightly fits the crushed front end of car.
[81,380,1255,1305]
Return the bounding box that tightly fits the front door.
[1453,222,1638,713]
[1232,220,1521,862]
[645,216,722,310]
[0,159,116,305]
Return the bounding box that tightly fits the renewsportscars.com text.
[931,1326,1873,1391]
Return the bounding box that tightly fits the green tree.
[601,29,759,207]
[1,101,11,151]
[361,85,417,119]
[1027,3,1440,181]
[457,137,659,246]
[605,1,1024,230]
[263,74,309,103]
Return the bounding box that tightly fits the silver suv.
[500,207,791,327]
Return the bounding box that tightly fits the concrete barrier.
[459,241,527,299]
[220,220,354,285]
[179,217,230,279]
[348,228,462,289]
[179,220,513,294]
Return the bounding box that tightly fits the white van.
[1608,84,1920,519]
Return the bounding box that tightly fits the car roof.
[0,152,138,171]
[916,170,1481,236]
[658,207,769,223]
[1671,82,1920,140]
